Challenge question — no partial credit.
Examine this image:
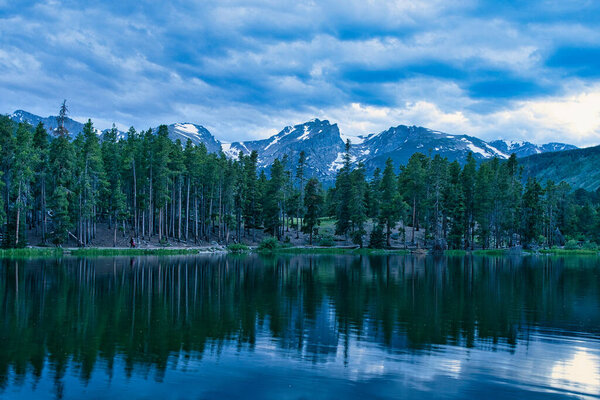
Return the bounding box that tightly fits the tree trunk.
[132,158,137,237]
[178,176,182,241]
[158,207,162,242]
[185,177,190,242]
[149,165,153,237]
[41,178,46,244]
[194,186,199,243]
[411,196,416,244]
[15,182,21,246]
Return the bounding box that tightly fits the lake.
[0,254,599,399]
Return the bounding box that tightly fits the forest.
[1,103,599,250]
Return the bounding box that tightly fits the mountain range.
[8,109,582,185]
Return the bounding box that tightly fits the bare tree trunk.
[132,158,137,237]
[171,184,175,238]
[113,214,117,247]
[149,166,153,237]
[41,178,47,244]
[185,177,190,242]
[15,183,21,246]
[218,184,222,242]
[158,207,162,242]
[208,185,214,241]
[194,186,199,243]
[178,176,182,241]
[411,196,416,244]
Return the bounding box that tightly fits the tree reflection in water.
[0,254,599,398]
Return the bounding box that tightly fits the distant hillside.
[10,109,124,138]
[520,145,600,191]
[8,109,585,185]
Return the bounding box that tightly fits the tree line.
[0,104,598,249]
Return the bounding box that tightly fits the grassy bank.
[537,249,599,256]
[444,249,511,256]
[0,247,64,258]
[69,248,213,256]
[261,247,410,255]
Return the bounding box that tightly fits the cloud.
[0,0,599,146]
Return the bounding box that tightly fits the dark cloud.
[0,0,599,143]
[546,46,600,77]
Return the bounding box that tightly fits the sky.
[1,0,600,146]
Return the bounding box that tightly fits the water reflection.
[1,254,599,399]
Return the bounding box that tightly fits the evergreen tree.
[32,122,49,243]
[444,161,465,249]
[399,153,428,245]
[102,125,127,246]
[295,150,306,237]
[379,158,402,247]
[263,159,285,238]
[368,224,386,249]
[367,167,382,219]
[522,177,544,246]
[153,125,171,241]
[349,161,368,236]
[49,131,74,245]
[7,124,37,246]
[461,152,477,249]
[335,140,353,236]
[302,178,323,245]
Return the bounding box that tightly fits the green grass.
[0,247,64,258]
[226,243,251,253]
[537,249,599,256]
[444,249,510,256]
[267,247,409,255]
[444,250,468,256]
[69,248,207,256]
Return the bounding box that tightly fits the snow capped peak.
[340,134,365,145]
[297,125,311,140]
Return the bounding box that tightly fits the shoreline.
[0,246,597,258]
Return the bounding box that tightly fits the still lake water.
[1,254,599,399]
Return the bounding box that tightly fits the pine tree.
[379,158,402,247]
[49,129,74,245]
[522,177,544,246]
[302,178,323,245]
[32,122,49,243]
[296,151,306,237]
[335,139,353,236]
[263,159,285,238]
[349,161,368,244]
[102,124,127,245]
[474,161,494,248]
[428,154,448,245]
[0,115,15,231]
[7,124,37,247]
[368,224,385,249]
[153,125,171,241]
[461,152,477,249]
[444,161,465,249]
[399,153,428,245]
[367,167,382,220]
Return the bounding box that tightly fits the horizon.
[1,2,599,147]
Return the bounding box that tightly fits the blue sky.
[1,0,600,146]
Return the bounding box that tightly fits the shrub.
[351,229,365,247]
[318,234,335,247]
[368,225,386,249]
[582,241,598,250]
[564,239,579,250]
[227,243,250,253]
[258,236,280,252]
